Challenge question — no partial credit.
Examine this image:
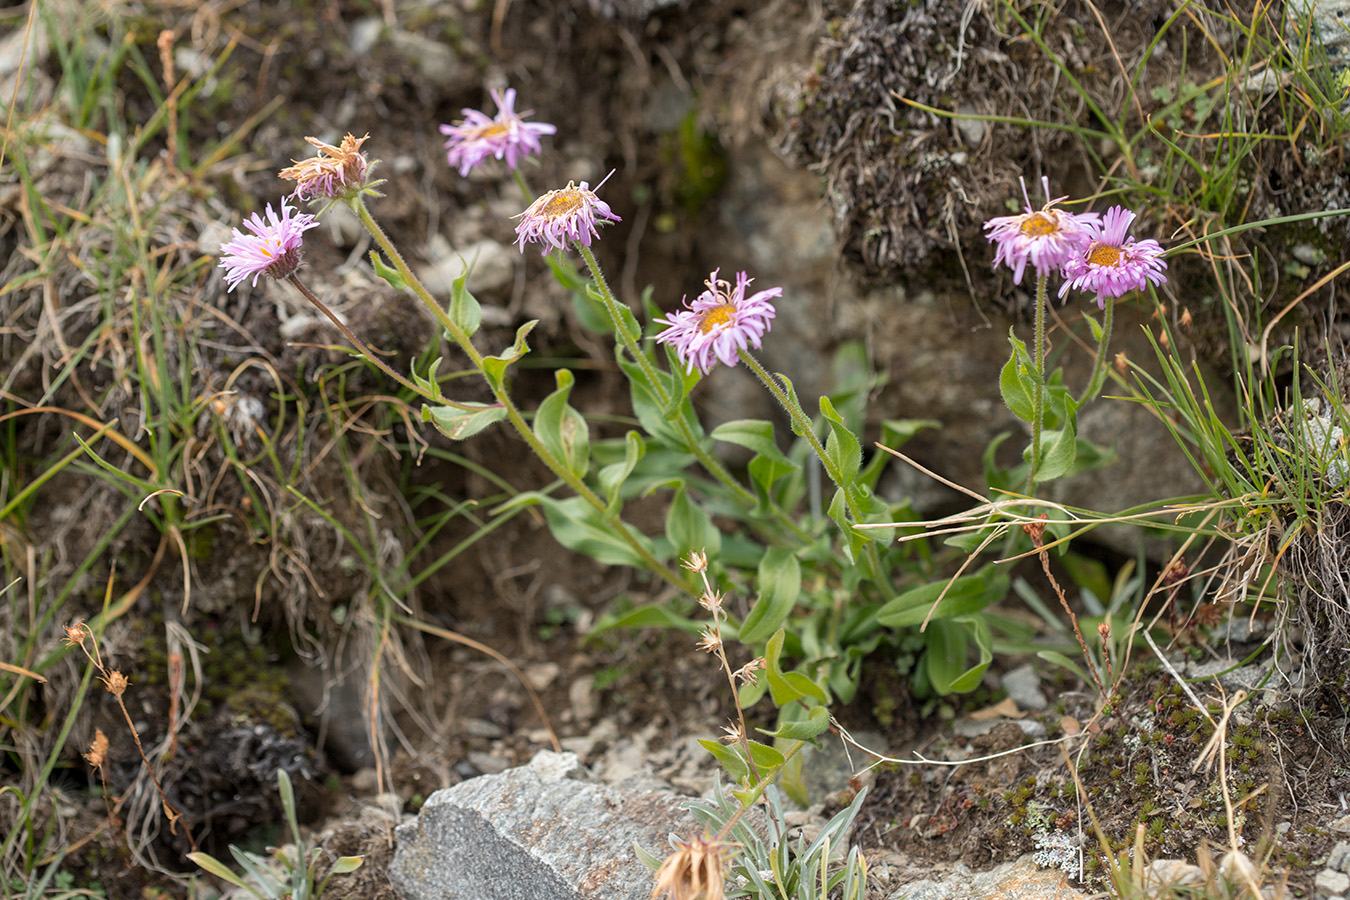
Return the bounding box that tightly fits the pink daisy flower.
[513,179,621,254]
[655,269,779,376]
[439,88,556,177]
[217,198,319,291]
[984,177,1099,285]
[1058,206,1168,308]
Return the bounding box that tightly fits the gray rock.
[885,854,1088,899]
[1330,840,1350,873]
[390,750,700,900]
[1316,868,1350,898]
[1002,664,1049,711]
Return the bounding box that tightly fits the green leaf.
[923,616,993,695]
[591,603,702,635]
[738,548,801,644]
[827,488,869,563]
[746,740,786,770]
[494,493,654,567]
[1035,424,1078,482]
[999,331,1037,423]
[369,250,406,290]
[876,570,1009,628]
[618,355,685,446]
[1084,311,1104,342]
[187,853,265,896]
[757,705,831,741]
[748,454,796,498]
[331,857,364,874]
[598,430,645,517]
[533,369,590,479]
[411,357,445,401]
[698,739,749,784]
[711,419,796,468]
[422,402,507,441]
[764,629,828,705]
[664,483,721,560]
[819,395,862,485]
[449,265,482,337]
[482,321,538,392]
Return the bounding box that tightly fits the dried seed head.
[696,626,721,654]
[84,729,109,768]
[698,591,724,615]
[101,670,129,697]
[681,550,709,573]
[63,622,91,647]
[650,833,731,900]
[1097,621,1111,642]
[733,657,766,686]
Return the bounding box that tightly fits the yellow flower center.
[698,304,735,333]
[1020,213,1057,237]
[1087,244,1121,267]
[541,189,582,217]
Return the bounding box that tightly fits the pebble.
[1315,868,1350,899]
[1002,663,1049,711]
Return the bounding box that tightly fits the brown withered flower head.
[100,670,129,697]
[279,133,373,202]
[84,729,110,768]
[650,833,730,900]
[696,626,721,654]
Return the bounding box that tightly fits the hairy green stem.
[352,199,688,592]
[1030,272,1048,487]
[1078,297,1115,405]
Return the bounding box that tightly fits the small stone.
[1316,869,1350,897]
[568,677,596,723]
[463,717,504,739]
[1293,243,1327,266]
[1002,663,1049,710]
[1146,858,1205,890]
[953,105,985,147]
[1331,814,1350,834]
[1329,840,1350,873]
[465,751,508,775]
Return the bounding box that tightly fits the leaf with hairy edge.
[598,430,645,518]
[422,402,507,441]
[369,250,406,290]
[449,265,482,337]
[482,321,537,392]
[820,395,861,485]
[711,419,796,468]
[738,548,801,644]
[533,369,590,478]
[494,493,655,567]
[764,628,827,705]
[999,329,1036,423]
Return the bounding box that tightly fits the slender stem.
[738,349,888,580]
[713,740,807,842]
[351,199,688,592]
[511,168,534,204]
[287,274,483,409]
[1030,272,1048,487]
[1078,297,1115,405]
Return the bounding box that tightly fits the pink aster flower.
[217,198,319,291]
[984,177,1100,285]
[1058,206,1168,309]
[513,179,621,254]
[655,269,779,376]
[439,88,556,177]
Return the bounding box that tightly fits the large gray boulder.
[389,751,699,900]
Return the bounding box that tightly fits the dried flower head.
[732,657,766,686]
[218,199,319,291]
[440,88,556,177]
[63,622,91,647]
[1097,621,1111,642]
[279,133,372,202]
[1057,206,1168,309]
[100,670,129,697]
[513,179,621,254]
[719,719,746,744]
[681,550,709,573]
[655,269,780,376]
[650,834,730,900]
[696,626,721,654]
[983,177,1099,285]
[84,729,109,768]
[698,591,724,615]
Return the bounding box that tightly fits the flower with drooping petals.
[279,132,373,202]
[217,199,319,291]
[655,269,779,376]
[513,179,621,254]
[439,88,556,176]
[984,177,1100,285]
[650,833,730,900]
[1058,206,1168,308]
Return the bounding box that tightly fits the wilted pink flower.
[984,177,1099,285]
[217,199,319,291]
[279,133,372,201]
[439,88,556,176]
[513,179,621,254]
[655,269,779,376]
[1058,206,1168,308]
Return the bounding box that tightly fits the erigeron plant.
[216,90,1165,798]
